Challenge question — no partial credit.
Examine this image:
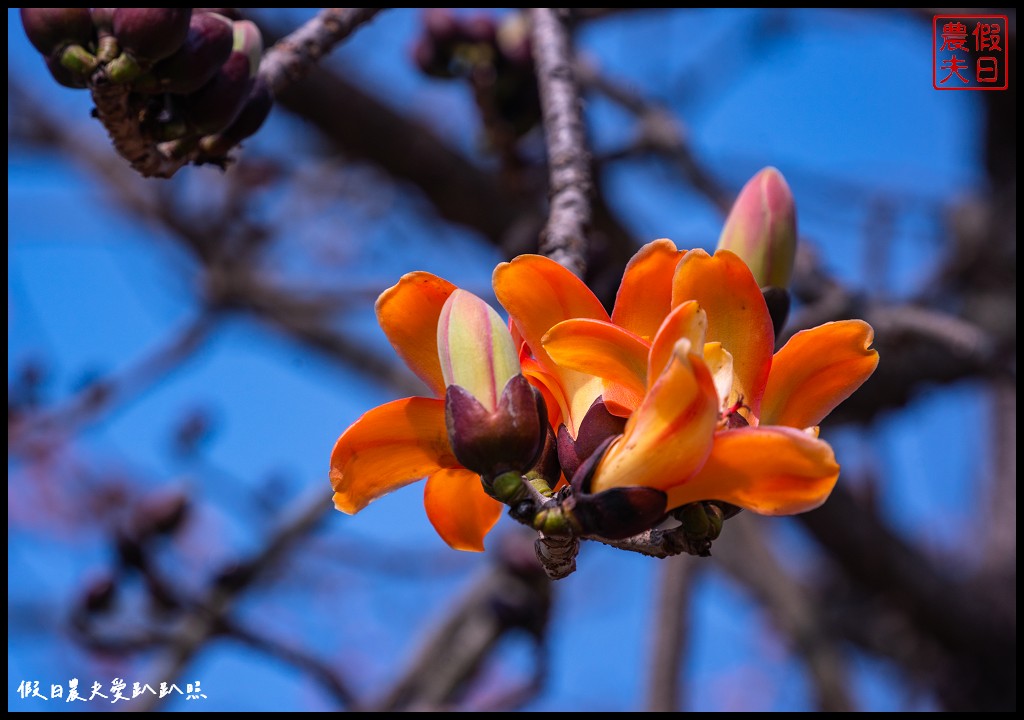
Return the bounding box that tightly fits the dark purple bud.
[178,50,253,134]
[527,425,561,487]
[462,13,497,44]
[152,11,234,94]
[113,8,192,63]
[445,374,547,477]
[568,434,617,494]
[198,75,273,155]
[196,8,242,21]
[20,8,94,56]
[44,54,88,89]
[557,398,626,483]
[761,285,790,339]
[570,486,667,539]
[90,8,116,35]
[423,8,459,43]
[412,36,448,77]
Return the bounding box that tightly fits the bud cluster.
[20,8,274,165]
[412,9,540,153]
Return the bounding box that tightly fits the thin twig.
[575,61,732,214]
[529,8,592,278]
[133,487,332,711]
[646,555,695,712]
[228,621,360,710]
[9,314,216,453]
[259,8,387,96]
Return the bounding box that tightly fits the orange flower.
[330,275,527,552]
[501,241,879,516]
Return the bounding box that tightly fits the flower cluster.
[330,168,878,553]
[20,8,272,163]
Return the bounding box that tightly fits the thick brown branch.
[259,8,387,96]
[529,8,592,277]
[377,532,551,711]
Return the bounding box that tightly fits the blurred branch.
[529,8,592,278]
[260,8,387,95]
[227,621,360,710]
[985,377,1016,575]
[576,61,732,214]
[787,246,1007,425]
[9,314,216,454]
[377,532,551,711]
[715,515,853,712]
[135,487,333,711]
[9,74,419,396]
[646,555,695,712]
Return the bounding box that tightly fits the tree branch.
[259,8,387,96]
[714,515,853,711]
[376,531,551,711]
[134,488,332,711]
[529,8,592,278]
[646,555,695,712]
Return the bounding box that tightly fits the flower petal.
[760,320,879,428]
[702,342,735,411]
[671,249,774,416]
[648,300,707,390]
[591,340,719,494]
[375,272,457,397]
[521,356,567,431]
[665,426,839,514]
[331,397,456,514]
[612,239,683,340]
[424,468,503,552]
[544,318,649,399]
[494,254,609,434]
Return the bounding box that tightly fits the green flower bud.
[152,12,235,94]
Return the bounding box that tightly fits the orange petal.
[671,249,774,416]
[591,340,718,493]
[665,426,839,514]
[544,318,649,396]
[331,397,457,514]
[521,356,567,431]
[602,382,644,418]
[494,254,609,434]
[648,300,707,390]
[494,254,609,370]
[375,272,457,398]
[612,239,683,340]
[760,320,879,428]
[424,468,503,552]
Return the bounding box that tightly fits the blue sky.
[9,8,988,711]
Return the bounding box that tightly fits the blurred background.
[7,8,1016,712]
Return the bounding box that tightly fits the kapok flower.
[330,275,544,551]
[541,245,878,515]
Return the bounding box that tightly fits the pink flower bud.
[717,167,797,289]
